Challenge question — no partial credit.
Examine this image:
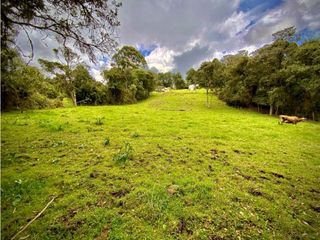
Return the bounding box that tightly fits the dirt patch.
[310,189,320,194]
[211,149,218,155]
[175,218,193,235]
[233,167,255,181]
[210,149,228,165]
[96,225,110,240]
[167,184,180,195]
[208,165,214,172]
[311,205,320,212]
[271,172,285,179]
[110,189,129,198]
[248,188,263,197]
[259,176,270,180]
[90,170,99,178]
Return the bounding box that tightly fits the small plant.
[12,179,23,206]
[113,142,134,164]
[95,117,104,126]
[50,123,66,132]
[131,132,139,138]
[104,138,110,146]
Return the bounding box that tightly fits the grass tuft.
[113,142,134,164]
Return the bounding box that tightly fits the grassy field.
[1,90,320,239]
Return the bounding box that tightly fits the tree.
[112,46,147,70]
[157,72,173,87]
[1,0,121,62]
[272,26,297,42]
[1,49,62,110]
[103,67,135,104]
[131,69,156,100]
[172,73,186,89]
[39,47,81,106]
[73,65,107,105]
[186,68,197,86]
[197,59,224,107]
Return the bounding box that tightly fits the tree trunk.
[206,88,209,107]
[312,111,315,121]
[269,105,273,116]
[69,90,77,106]
[275,106,279,115]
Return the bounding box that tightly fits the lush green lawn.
[1,90,320,239]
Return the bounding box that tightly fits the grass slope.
[1,90,320,239]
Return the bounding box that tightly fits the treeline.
[2,45,185,111]
[187,39,320,120]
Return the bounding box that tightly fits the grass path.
[1,90,320,239]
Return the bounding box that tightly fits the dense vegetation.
[1,45,160,110]
[2,90,319,239]
[187,39,320,120]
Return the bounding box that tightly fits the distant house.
[188,84,199,91]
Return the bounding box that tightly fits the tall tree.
[186,68,197,86]
[1,0,121,62]
[172,72,186,89]
[197,59,224,107]
[39,47,81,106]
[112,46,147,70]
[272,26,297,42]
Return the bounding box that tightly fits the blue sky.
[238,0,283,13]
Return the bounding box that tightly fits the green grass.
[1,90,320,239]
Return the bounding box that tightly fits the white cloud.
[145,47,175,72]
[90,68,104,82]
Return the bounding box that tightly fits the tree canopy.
[111,46,148,69]
[1,0,122,62]
[188,38,320,120]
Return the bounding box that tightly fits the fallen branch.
[11,197,56,240]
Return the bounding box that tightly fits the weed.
[52,124,64,132]
[113,142,134,164]
[95,117,105,126]
[104,138,110,146]
[131,132,140,138]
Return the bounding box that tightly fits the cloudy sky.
[117,0,320,76]
[19,0,320,79]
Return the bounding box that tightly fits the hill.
[1,90,320,239]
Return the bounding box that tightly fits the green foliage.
[172,73,187,89]
[104,138,110,146]
[113,142,134,164]
[1,49,63,110]
[73,65,108,105]
[1,0,121,62]
[186,68,197,85]
[157,72,173,87]
[112,46,147,69]
[132,69,156,100]
[104,66,156,104]
[189,38,320,119]
[39,47,80,106]
[157,72,186,89]
[95,117,104,126]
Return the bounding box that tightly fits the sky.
[18,0,320,80]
